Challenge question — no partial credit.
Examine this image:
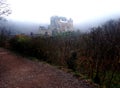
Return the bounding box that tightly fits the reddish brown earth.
[0,48,97,88]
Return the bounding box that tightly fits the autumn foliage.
[0,19,120,88]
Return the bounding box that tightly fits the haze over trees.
[0,0,120,88]
[1,19,118,88]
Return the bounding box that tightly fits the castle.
[39,16,73,35]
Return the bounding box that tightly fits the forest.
[0,18,120,88]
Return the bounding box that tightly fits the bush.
[8,19,120,88]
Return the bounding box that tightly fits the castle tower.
[50,16,73,32]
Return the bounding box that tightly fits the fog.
[7,0,120,23]
[1,0,120,33]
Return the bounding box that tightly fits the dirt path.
[0,48,97,88]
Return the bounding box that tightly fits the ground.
[0,48,98,88]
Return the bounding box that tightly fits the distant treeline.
[0,19,120,88]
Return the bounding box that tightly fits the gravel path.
[0,48,97,88]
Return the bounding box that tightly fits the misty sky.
[7,0,120,24]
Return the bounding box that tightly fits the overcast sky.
[7,0,120,24]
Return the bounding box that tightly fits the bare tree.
[0,0,11,47]
[0,0,11,17]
